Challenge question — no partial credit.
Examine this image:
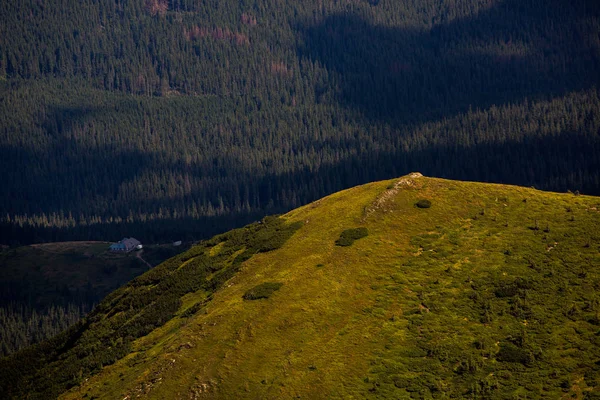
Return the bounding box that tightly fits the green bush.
[243,282,283,300]
[335,228,369,246]
[415,199,432,209]
[181,301,205,318]
[496,342,534,365]
[494,284,519,298]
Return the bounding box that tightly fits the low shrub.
[243,282,283,300]
[494,284,519,298]
[496,342,534,365]
[181,301,204,318]
[415,199,432,208]
[336,228,369,246]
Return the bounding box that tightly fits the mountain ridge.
[2,174,599,399]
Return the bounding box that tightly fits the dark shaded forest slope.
[1,0,599,244]
[0,241,186,356]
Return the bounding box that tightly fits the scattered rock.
[178,342,193,351]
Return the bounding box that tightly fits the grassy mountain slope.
[2,174,600,399]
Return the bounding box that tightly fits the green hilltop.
[1,174,600,399]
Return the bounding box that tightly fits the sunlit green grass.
[61,175,600,400]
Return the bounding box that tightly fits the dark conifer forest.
[0,241,185,356]
[1,0,599,244]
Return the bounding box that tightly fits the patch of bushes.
[243,282,283,300]
[336,227,369,246]
[252,217,304,253]
[415,199,432,209]
[494,284,520,298]
[181,301,205,318]
[496,342,534,365]
[494,278,533,298]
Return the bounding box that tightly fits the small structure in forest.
[109,238,142,253]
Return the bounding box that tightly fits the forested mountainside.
[0,242,186,356]
[1,0,599,244]
[1,175,599,399]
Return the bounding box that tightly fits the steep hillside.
[1,174,599,399]
[1,0,599,244]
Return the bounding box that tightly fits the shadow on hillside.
[297,0,600,124]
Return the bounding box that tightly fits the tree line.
[0,304,89,357]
